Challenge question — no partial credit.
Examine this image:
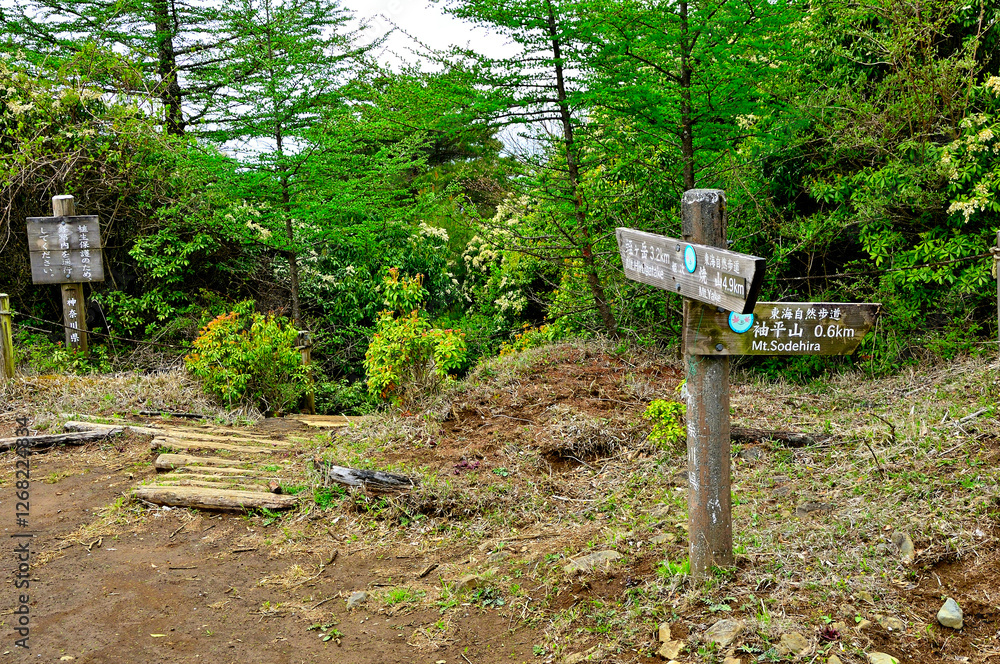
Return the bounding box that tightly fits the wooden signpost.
[26,195,105,353]
[684,302,880,356]
[617,189,880,579]
[616,227,765,314]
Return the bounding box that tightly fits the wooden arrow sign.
[616,228,765,314]
[684,301,881,355]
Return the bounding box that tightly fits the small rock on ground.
[867,653,899,664]
[657,622,671,643]
[890,531,915,564]
[937,597,963,629]
[563,550,622,574]
[656,640,683,660]
[877,615,905,631]
[703,618,743,647]
[828,655,843,664]
[452,574,482,592]
[778,632,810,655]
[346,590,368,609]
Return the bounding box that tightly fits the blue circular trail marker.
[728,311,754,334]
[683,245,697,273]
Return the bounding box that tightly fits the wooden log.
[0,429,120,451]
[172,465,275,478]
[154,453,246,471]
[139,410,209,419]
[65,421,289,447]
[730,427,823,448]
[285,414,363,428]
[314,459,416,492]
[134,485,297,511]
[154,478,274,492]
[151,436,274,455]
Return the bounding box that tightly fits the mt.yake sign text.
[615,227,765,314]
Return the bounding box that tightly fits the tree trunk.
[679,0,695,191]
[152,0,184,136]
[544,0,618,338]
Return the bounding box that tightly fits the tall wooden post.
[0,293,14,381]
[296,330,315,415]
[52,195,88,354]
[682,189,734,578]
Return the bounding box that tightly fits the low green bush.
[184,303,306,413]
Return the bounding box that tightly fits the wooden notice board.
[26,216,104,284]
[615,227,765,314]
[684,301,881,355]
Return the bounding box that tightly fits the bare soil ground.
[1,341,998,664]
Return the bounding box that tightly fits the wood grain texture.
[684,302,880,356]
[134,485,297,510]
[27,216,105,284]
[616,226,765,314]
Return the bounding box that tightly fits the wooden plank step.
[154,478,271,492]
[134,485,297,511]
[152,436,275,455]
[64,421,290,447]
[284,414,364,428]
[154,453,246,471]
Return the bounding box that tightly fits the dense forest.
[2,0,1000,412]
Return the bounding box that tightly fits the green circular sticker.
[683,245,697,273]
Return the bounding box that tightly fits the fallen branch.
[313,459,416,493]
[0,429,120,452]
[731,427,825,447]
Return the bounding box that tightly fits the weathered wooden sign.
[26,215,104,284]
[616,227,765,314]
[684,302,881,355]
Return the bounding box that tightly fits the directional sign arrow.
[616,228,765,314]
[684,301,881,355]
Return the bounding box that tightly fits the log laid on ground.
[154,478,269,492]
[285,414,364,428]
[154,453,246,471]
[315,460,416,492]
[152,436,273,455]
[731,427,825,447]
[64,421,289,447]
[0,429,121,451]
[139,410,209,419]
[134,485,297,510]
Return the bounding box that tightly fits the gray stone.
[856,619,873,630]
[890,532,915,564]
[651,533,676,545]
[487,550,509,563]
[703,618,743,647]
[563,550,622,574]
[649,505,672,519]
[937,597,963,629]
[878,615,905,632]
[346,590,368,609]
[778,632,810,655]
[452,574,483,592]
[737,447,763,460]
[795,501,835,517]
[854,590,875,605]
[866,653,899,664]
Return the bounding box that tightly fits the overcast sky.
[339,0,513,66]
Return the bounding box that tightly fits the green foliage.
[184,304,307,413]
[643,399,686,448]
[364,269,467,403]
[13,330,114,375]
